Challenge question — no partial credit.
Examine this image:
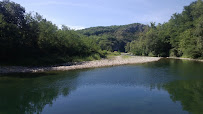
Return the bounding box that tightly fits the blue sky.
[12,0,195,29]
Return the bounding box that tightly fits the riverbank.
[167,57,203,62]
[0,56,161,74]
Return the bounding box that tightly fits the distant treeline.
[77,23,146,52]
[0,0,104,65]
[0,0,202,66]
[79,0,203,59]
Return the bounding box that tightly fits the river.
[0,58,203,114]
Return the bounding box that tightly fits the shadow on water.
[0,72,58,78]
[145,58,203,113]
[163,79,203,113]
[144,58,203,78]
[0,70,81,114]
[0,59,203,114]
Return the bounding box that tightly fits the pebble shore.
[0,56,161,74]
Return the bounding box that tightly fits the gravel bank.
[0,56,161,74]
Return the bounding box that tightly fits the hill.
[77,23,147,52]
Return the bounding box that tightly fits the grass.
[106,51,121,59]
[70,54,102,62]
[121,55,131,59]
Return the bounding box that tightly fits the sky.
[11,0,195,29]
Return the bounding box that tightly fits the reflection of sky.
[13,0,195,29]
[42,85,187,114]
[41,60,203,114]
[1,59,203,113]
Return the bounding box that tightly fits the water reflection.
[164,80,203,113]
[0,59,202,114]
[0,71,79,114]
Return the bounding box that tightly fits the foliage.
[78,23,147,52]
[127,0,203,59]
[0,0,202,66]
[106,51,121,58]
[0,0,104,65]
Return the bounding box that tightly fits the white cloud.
[68,25,85,30]
[58,25,85,30]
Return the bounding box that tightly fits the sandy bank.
[0,56,161,74]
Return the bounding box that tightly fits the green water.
[0,59,203,114]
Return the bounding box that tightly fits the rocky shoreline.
[0,56,161,74]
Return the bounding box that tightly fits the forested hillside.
[78,23,147,52]
[78,0,203,59]
[0,0,104,65]
[126,0,203,58]
[0,0,202,66]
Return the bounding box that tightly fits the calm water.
[0,59,203,114]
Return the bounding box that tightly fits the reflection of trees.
[145,59,203,78]
[0,71,79,114]
[0,61,203,114]
[163,80,203,114]
[145,59,203,113]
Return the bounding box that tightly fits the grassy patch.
[71,54,102,62]
[121,55,131,59]
[106,51,121,58]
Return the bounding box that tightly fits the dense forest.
[0,0,104,65]
[0,0,202,65]
[77,23,147,52]
[125,0,203,58]
[79,0,203,59]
